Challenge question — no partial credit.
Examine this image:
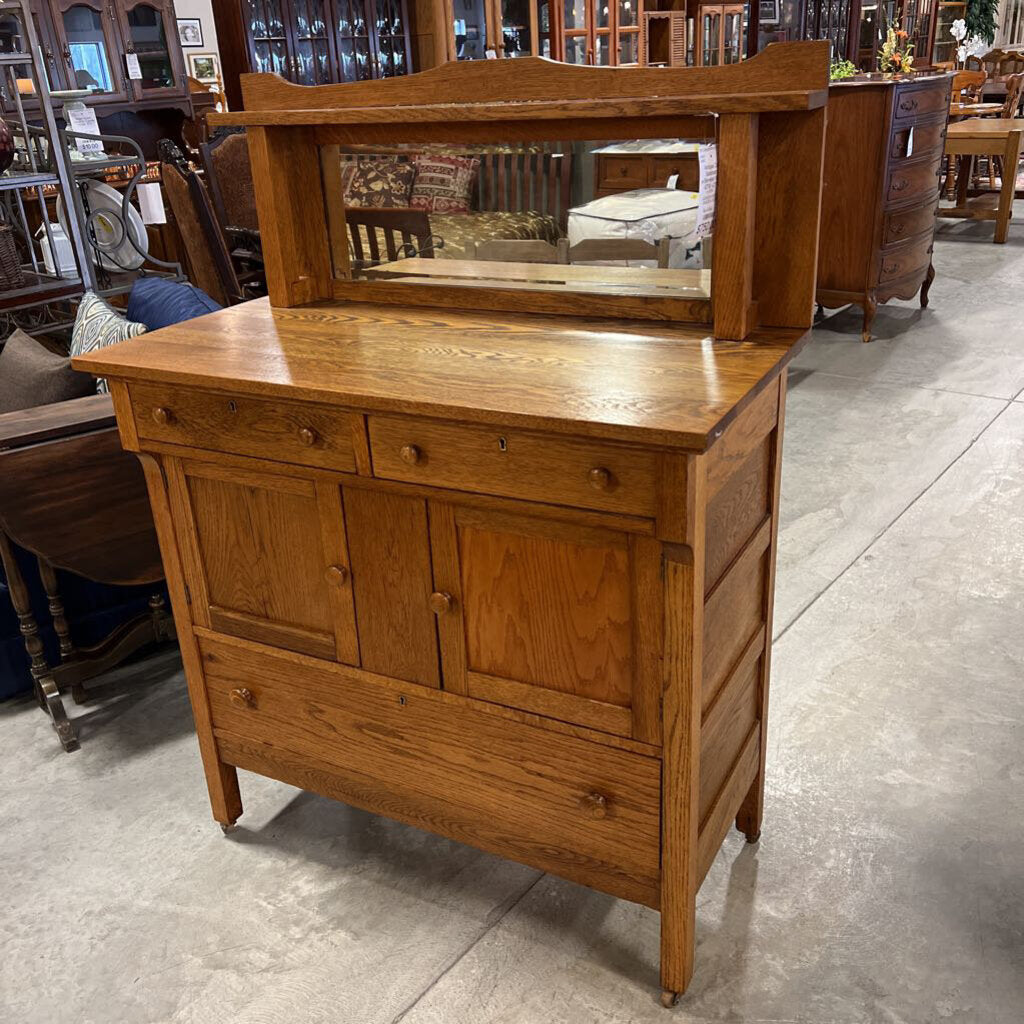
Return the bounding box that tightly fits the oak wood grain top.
[71,299,809,451]
[946,117,1024,136]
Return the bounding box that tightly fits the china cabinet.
[562,0,645,65]
[451,0,556,59]
[214,0,413,110]
[696,2,744,65]
[114,0,185,102]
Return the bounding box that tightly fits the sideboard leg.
[138,454,243,828]
[660,453,706,1003]
[920,262,935,308]
[861,295,877,343]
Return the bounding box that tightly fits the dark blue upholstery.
[126,276,221,332]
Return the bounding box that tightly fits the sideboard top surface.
[73,298,807,450]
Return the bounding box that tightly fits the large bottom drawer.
[201,634,662,907]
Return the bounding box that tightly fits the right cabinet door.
[428,503,661,744]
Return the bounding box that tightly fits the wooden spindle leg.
[36,557,86,703]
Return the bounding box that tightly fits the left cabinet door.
[167,459,360,665]
[113,0,187,101]
[46,0,128,101]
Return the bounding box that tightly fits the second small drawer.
[368,415,659,516]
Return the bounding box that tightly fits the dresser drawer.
[202,635,662,906]
[597,155,648,188]
[650,154,700,190]
[882,200,939,246]
[368,415,659,517]
[878,233,933,283]
[884,154,942,208]
[131,383,359,472]
[894,84,950,121]
[890,117,947,161]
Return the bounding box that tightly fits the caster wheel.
[745,830,761,844]
[660,990,679,1009]
[220,823,238,835]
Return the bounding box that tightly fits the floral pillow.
[410,154,479,213]
[345,159,416,208]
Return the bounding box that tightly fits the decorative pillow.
[127,276,221,331]
[0,329,95,413]
[345,159,416,208]
[410,154,479,213]
[69,291,147,394]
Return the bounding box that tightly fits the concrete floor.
[3,213,1023,1024]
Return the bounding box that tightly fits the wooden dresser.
[74,43,831,1004]
[593,143,701,198]
[817,74,952,342]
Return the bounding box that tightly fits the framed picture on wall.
[758,0,780,25]
[188,52,220,82]
[177,18,204,47]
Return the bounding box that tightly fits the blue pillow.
[127,277,221,332]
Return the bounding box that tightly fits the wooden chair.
[952,70,988,103]
[345,207,436,270]
[1002,72,1024,117]
[200,130,260,236]
[471,238,564,262]
[564,237,671,267]
[158,140,259,306]
[0,395,174,751]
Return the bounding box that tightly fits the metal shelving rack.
[0,0,92,316]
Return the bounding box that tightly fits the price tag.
[65,103,104,155]
[137,182,166,225]
[485,48,498,59]
[695,142,717,240]
[126,52,142,80]
[905,125,914,158]
[666,173,679,190]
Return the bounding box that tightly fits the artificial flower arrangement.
[878,19,914,74]
[829,58,857,81]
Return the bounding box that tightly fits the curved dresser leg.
[920,263,936,308]
[861,296,878,343]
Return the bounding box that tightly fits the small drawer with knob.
[367,415,659,517]
[130,383,360,472]
[877,232,934,284]
[884,152,943,208]
[882,200,939,246]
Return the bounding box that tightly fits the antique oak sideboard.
[74,44,830,1004]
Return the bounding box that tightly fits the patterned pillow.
[69,291,147,394]
[410,154,479,213]
[345,159,416,208]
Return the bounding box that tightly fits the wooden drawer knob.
[429,591,453,615]
[588,467,613,491]
[229,687,256,710]
[401,443,422,466]
[325,564,349,586]
[298,427,317,447]
[581,791,609,819]
[152,406,172,426]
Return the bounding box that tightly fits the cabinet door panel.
[48,0,127,101]
[342,486,440,687]
[431,504,661,743]
[116,0,185,101]
[170,460,358,663]
[246,0,291,76]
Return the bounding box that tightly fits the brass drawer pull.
[152,406,172,425]
[298,427,317,447]
[581,791,609,819]
[882,261,901,275]
[899,97,918,112]
[429,591,453,615]
[401,443,422,465]
[588,467,613,491]
[325,564,349,586]
[891,178,909,192]
[229,687,256,710]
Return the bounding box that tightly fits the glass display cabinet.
[115,0,185,100]
[697,3,744,66]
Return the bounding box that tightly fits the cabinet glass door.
[501,0,534,56]
[564,0,590,62]
[335,0,373,80]
[617,0,640,63]
[247,0,290,76]
[536,0,553,56]
[701,9,721,64]
[453,0,489,59]
[121,0,181,97]
[290,0,334,84]
[722,9,742,63]
[50,0,125,99]
[371,0,408,77]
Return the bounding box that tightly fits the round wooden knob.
[581,791,608,819]
[152,406,172,426]
[229,687,256,710]
[429,591,453,615]
[400,444,422,466]
[298,427,317,447]
[588,467,613,491]
[325,564,349,586]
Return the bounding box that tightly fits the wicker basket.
[0,224,25,291]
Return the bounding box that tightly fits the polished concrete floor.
[3,214,1023,1024]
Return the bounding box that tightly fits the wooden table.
[940,118,1024,243]
[948,101,1004,119]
